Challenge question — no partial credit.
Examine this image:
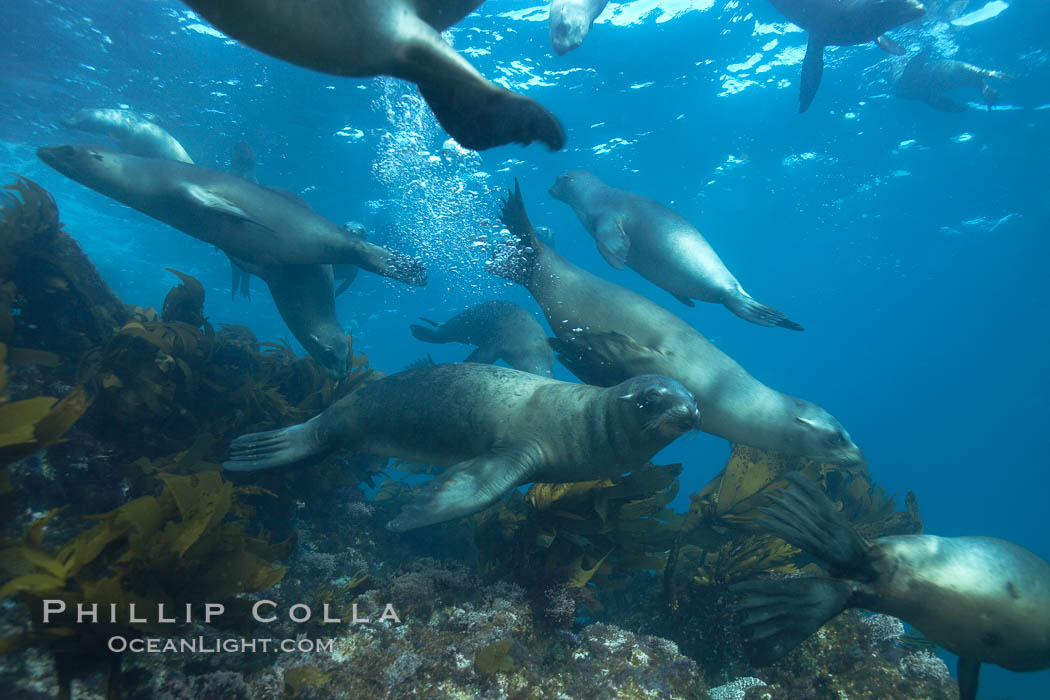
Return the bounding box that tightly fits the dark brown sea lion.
[893,51,1013,111]
[225,363,699,531]
[181,0,565,151]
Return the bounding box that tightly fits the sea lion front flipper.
[399,33,565,151]
[799,38,825,113]
[464,346,499,364]
[334,278,353,296]
[672,294,696,308]
[594,217,630,270]
[957,658,980,700]
[549,331,664,387]
[182,183,263,225]
[731,576,853,665]
[874,35,906,56]
[386,445,538,531]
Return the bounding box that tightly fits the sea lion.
[491,181,861,466]
[733,472,1050,700]
[410,300,553,376]
[62,108,195,163]
[549,0,609,55]
[549,170,802,329]
[224,363,700,531]
[228,141,257,300]
[181,0,565,151]
[36,144,425,286]
[893,51,1013,111]
[333,221,367,297]
[765,0,926,111]
[232,257,348,378]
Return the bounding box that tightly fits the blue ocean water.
[1,0,1047,696]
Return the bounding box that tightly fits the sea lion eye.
[644,388,663,404]
[92,153,103,161]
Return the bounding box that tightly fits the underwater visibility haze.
[0,0,1047,698]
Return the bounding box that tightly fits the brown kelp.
[0,470,289,698]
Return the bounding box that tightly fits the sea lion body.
[549,170,802,329]
[181,0,564,151]
[37,144,425,286]
[549,0,609,55]
[735,474,1050,700]
[62,108,195,164]
[767,0,926,111]
[491,183,861,466]
[894,54,1011,111]
[410,300,553,376]
[225,363,699,531]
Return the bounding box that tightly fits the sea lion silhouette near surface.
[549,0,609,55]
[893,51,1013,111]
[36,144,425,286]
[491,182,862,466]
[410,300,553,376]
[62,108,195,163]
[549,170,803,329]
[734,473,1050,700]
[181,0,565,151]
[766,0,926,111]
[225,363,700,531]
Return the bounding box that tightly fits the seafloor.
[0,178,959,699]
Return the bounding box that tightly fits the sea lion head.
[304,330,349,380]
[37,144,127,191]
[550,2,595,55]
[616,374,700,441]
[789,399,864,468]
[549,169,596,202]
[230,140,255,172]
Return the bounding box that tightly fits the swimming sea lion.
[549,0,609,55]
[549,170,802,329]
[62,108,195,163]
[224,363,700,531]
[893,51,1012,111]
[733,472,1050,700]
[36,144,425,286]
[227,141,257,300]
[491,181,861,466]
[765,0,926,111]
[231,257,348,378]
[410,300,553,376]
[181,0,565,152]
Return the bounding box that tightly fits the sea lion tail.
[725,293,804,331]
[491,180,542,288]
[731,576,853,665]
[755,473,870,574]
[224,422,322,471]
[415,77,565,151]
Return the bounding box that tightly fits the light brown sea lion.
[410,300,553,376]
[549,0,609,55]
[734,473,1050,700]
[491,181,862,467]
[549,170,802,329]
[224,363,700,531]
[62,108,194,163]
[181,0,565,151]
[36,144,425,285]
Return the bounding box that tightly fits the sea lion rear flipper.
[491,180,543,288]
[731,576,853,665]
[224,420,325,472]
[410,319,444,343]
[548,331,662,387]
[229,257,251,301]
[725,292,804,330]
[957,658,980,700]
[334,277,353,296]
[402,36,565,151]
[799,38,825,113]
[464,346,499,364]
[386,445,537,531]
[874,35,906,56]
[594,217,630,270]
[755,473,872,574]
